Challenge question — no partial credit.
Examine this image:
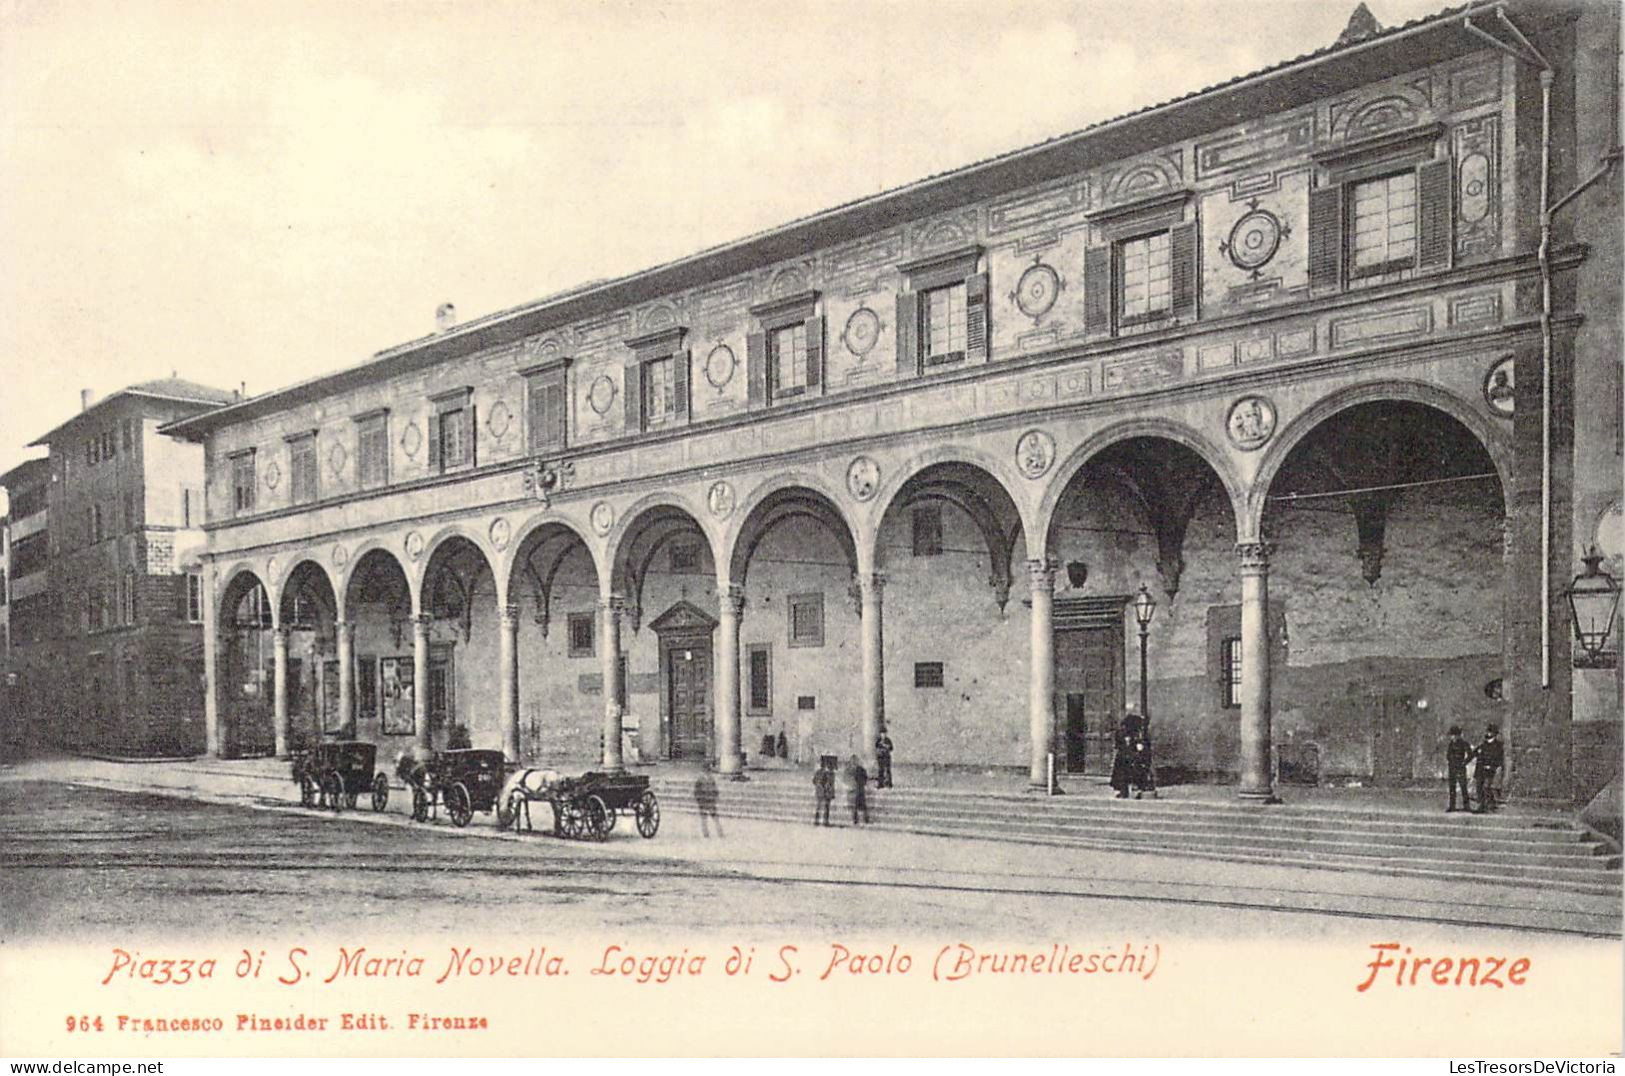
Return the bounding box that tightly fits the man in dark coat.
[1110,713,1147,799]
[1474,724,1505,813]
[1444,725,1472,812]
[812,759,834,826]
[874,725,894,789]
[693,772,723,837]
[845,755,871,825]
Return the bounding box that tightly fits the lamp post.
[1133,583,1158,795]
[1566,547,1621,668]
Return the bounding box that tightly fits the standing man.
[693,771,723,837]
[874,724,894,789]
[846,755,871,825]
[1474,724,1504,814]
[1444,725,1472,813]
[812,759,834,827]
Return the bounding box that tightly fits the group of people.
[812,726,894,826]
[1446,723,1505,813]
[1109,711,1154,799]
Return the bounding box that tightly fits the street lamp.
[1133,583,1158,796]
[1566,547,1621,668]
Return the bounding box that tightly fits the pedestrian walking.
[845,755,870,824]
[874,725,894,789]
[1474,724,1504,813]
[812,758,834,826]
[1110,712,1149,799]
[693,772,723,837]
[1444,725,1472,812]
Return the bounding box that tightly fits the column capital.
[599,594,625,614]
[411,612,433,630]
[857,571,887,596]
[499,603,522,627]
[272,626,291,644]
[334,619,355,639]
[719,585,746,616]
[1235,541,1274,572]
[1027,555,1059,592]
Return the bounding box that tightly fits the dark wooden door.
[668,641,712,759]
[1371,693,1415,784]
[1055,626,1121,774]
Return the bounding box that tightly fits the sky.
[0,0,1458,496]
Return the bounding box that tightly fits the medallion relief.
[1225,396,1277,451]
[846,457,880,501]
[1015,429,1055,479]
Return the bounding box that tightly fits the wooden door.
[1054,626,1121,774]
[668,641,712,759]
[1370,693,1415,784]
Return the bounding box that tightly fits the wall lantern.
[1565,547,1621,668]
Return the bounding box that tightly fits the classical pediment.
[647,599,718,636]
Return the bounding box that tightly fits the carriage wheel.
[583,795,609,842]
[371,774,390,812]
[299,775,317,808]
[635,790,661,838]
[560,802,584,840]
[447,783,474,828]
[411,786,429,823]
[322,772,345,812]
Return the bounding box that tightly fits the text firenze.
[1355,943,1530,992]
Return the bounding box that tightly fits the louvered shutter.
[427,412,441,471]
[546,379,566,449]
[1416,159,1453,272]
[1308,184,1345,291]
[623,358,643,432]
[1169,221,1199,320]
[746,332,767,405]
[895,291,920,376]
[466,404,477,467]
[673,349,690,420]
[804,316,824,390]
[965,272,990,361]
[527,380,548,454]
[1083,246,1112,335]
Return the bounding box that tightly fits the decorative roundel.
[590,501,615,536]
[708,480,736,519]
[1225,208,1284,272]
[1014,263,1061,320]
[704,344,737,389]
[404,531,425,561]
[263,460,281,491]
[328,441,348,476]
[846,456,881,501]
[489,516,512,551]
[588,375,617,416]
[266,557,279,583]
[332,544,349,568]
[1482,355,1515,418]
[1225,395,1277,451]
[843,307,882,357]
[399,420,422,460]
[487,399,512,441]
[1015,429,1056,479]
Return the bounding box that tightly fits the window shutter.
[427,412,441,471]
[546,380,566,449]
[746,332,767,406]
[804,316,824,390]
[1083,246,1112,335]
[623,357,643,432]
[527,381,547,454]
[175,579,188,622]
[1416,159,1453,272]
[673,349,690,419]
[1308,184,1345,291]
[1169,221,1199,320]
[965,272,990,361]
[895,291,920,376]
[466,404,477,467]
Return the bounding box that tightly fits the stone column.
[272,626,291,758]
[1236,541,1278,802]
[1027,556,1057,789]
[335,619,355,734]
[412,613,432,752]
[716,585,745,777]
[499,603,521,763]
[600,595,625,772]
[202,564,221,758]
[859,572,886,772]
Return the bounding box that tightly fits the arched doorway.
[507,520,598,764]
[342,549,413,751]
[419,535,497,752]
[278,561,339,750]
[218,570,274,757]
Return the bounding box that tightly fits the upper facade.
[163,3,1576,545]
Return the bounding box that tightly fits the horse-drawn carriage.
[498,769,660,841]
[396,748,507,827]
[291,741,391,812]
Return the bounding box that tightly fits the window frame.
[920,280,969,367]
[286,430,319,506]
[895,248,986,376]
[914,661,945,689]
[1345,170,1419,281]
[429,387,475,474]
[1083,189,1195,337]
[623,326,689,433]
[521,357,571,455]
[745,642,773,716]
[747,292,821,407]
[787,592,825,649]
[353,409,390,490]
[1220,635,1242,710]
[641,352,679,429]
[229,449,257,516]
[767,320,812,399]
[186,573,204,624]
[567,611,596,658]
[1114,228,1174,327]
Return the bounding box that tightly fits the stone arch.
[1247,379,1514,539]
[501,513,601,622]
[604,490,714,591]
[869,444,1034,554]
[1035,418,1246,559]
[340,540,414,613]
[218,565,271,627]
[420,531,498,640]
[607,498,714,633]
[416,525,499,603]
[274,558,340,621]
[724,472,861,583]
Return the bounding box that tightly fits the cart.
[398,748,507,827]
[499,769,659,841]
[292,740,390,812]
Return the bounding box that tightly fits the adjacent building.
[163,2,1621,803]
[4,379,236,755]
[0,457,52,748]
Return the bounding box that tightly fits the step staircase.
[650,772,1624,897]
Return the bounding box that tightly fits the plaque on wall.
[321,658,343,733]
[380,656,415,735]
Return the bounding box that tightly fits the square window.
[289,435,318,505]
[787,592,824,648]
[527,373,567,453]
[1118,231,1171,322]
[669,540,701,573]
[912,505,943,557]
[231,452,256,514]
[438,408,467,469]
[746,644,772,715]
[1349,172,1417,277]
[1220,636,1242,709]
[356,413,389,488]
[769,322,809,398]
[914,661,945,688]
[643,356,676,426]
[922,282,967,365]
[568,612,596,658]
